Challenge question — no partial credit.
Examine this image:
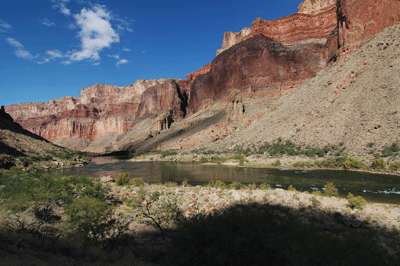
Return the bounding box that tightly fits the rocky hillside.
[0,107,89,169]
[4,0,400,160]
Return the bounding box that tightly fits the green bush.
[323,182,339,197]
[66,197,129,248]
[272,160,281,167]
[344,157,365,169]
[309,196,321,208]
[132,177,144,187]
[288,185,297,192]
[347,193,367,209]
[382,143,400,157]
[229,182,246,190]
[116,172,131,186]
[390,161,400,171]
[207,180,227,189]
[371,159,387,170]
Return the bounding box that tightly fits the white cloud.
[115,18,133,33]
[116,58,129,67]
[6,38,37,60]
[67,5,119,63]
[40,18,56,27]
[37,49,64,64]
[122,47,131,52]
[51,0,71,16]
[107,54,120,59]
[0,19,12,32]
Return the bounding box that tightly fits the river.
[52,157,400,204]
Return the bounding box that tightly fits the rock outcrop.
[337,0,400,50]
[298,0,336,14]
[6,78,188,149]
[189,1,338,113]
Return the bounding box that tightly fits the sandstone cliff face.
[298,0,336,14]
[216,28,251,56]
[337,0,400,49]
[6,78,188,147]
[189,2,338,113]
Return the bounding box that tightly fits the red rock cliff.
[189,1,338,112]
[6,78,188,145]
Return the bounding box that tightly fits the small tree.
[347,193,367,209]
[323,182,339,197]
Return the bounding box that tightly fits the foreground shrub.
[132,177,144,187]
[347,193,367,209]
[116,172,131,186]
[65,197,129,248]
[166,203,392,266]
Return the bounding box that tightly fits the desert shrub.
[132,177,144,187]
[65,197,129,248]
[207,180,227,189]
[231,154,245,161]
[288,185,297,192]
[129,191,183,234]
[116,172,131,186]
[312,190,322,196]
[182,178,189,187]
[229,181,246,190]
[382,143,400,157]
[259,183,272,190]
[166,203,391,266]
[371,159,387,170]
[323,182,339,197]
[309,196,321,208]
[390,161,400,171]
[161,149,178,158]
[272,159,281,167]
[199,157,210,163]
[344,157,365,169]
[347,193,367,209]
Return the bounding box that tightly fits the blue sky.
[1,0,303,106]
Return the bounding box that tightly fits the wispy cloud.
[67,5,119,63]
[115,18,133,33]
[51,0,71,16]
[107,54,120,59]
[40,18,56,27]
[0,19,12,32]
[116,59,129,67]
[122,47,131,52]
[6,38,37,60]
[38,50,64,64]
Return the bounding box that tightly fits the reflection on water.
[52,158,400,204]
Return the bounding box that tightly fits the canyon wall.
[337,0,400,49]
[5,0,400,153]
[5,78,188,147]
[189,0,338,113]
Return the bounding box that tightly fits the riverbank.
[105,178,400,264]
[130,150,400,176]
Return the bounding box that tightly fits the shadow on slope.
[124,110,227,152]
[163,203,399,266]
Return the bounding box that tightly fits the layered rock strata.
[6,79,188,147]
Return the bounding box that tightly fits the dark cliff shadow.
[125,110,227,152]
[136,202,399,266]
[0,140,26,157]
[0,116,50,143]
